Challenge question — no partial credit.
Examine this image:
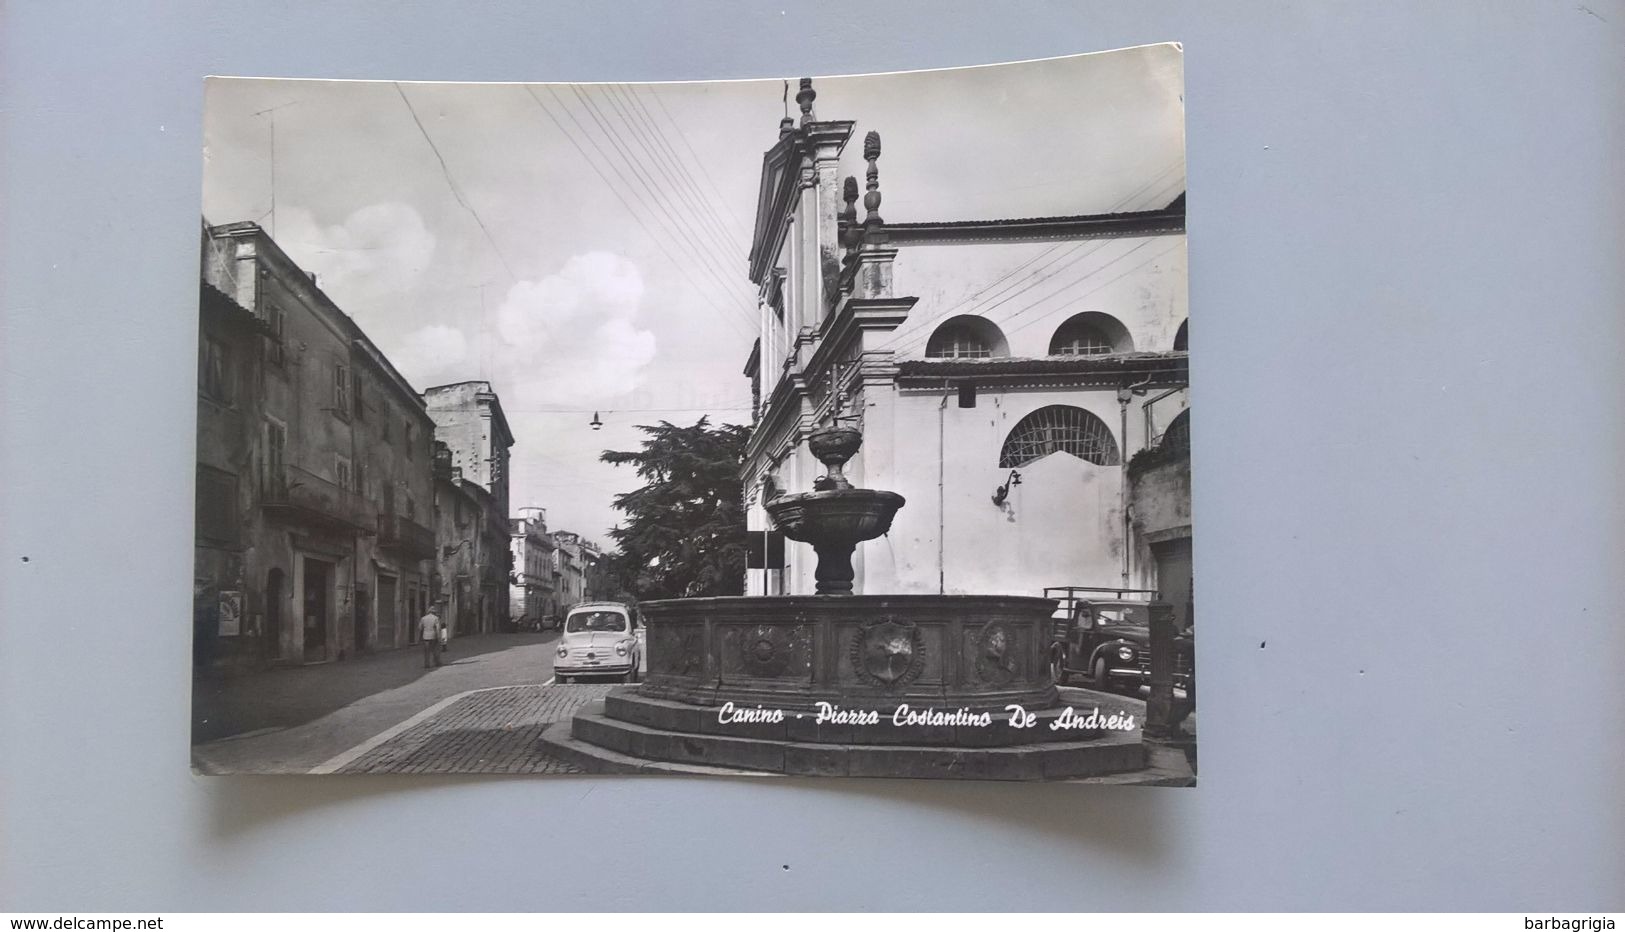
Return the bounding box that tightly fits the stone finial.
[862,130,885,235]
[840,175,862,250]
[796,77,816,125]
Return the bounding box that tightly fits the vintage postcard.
[191,44,1193,781]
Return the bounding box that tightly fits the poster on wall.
[190,43,1196,782]
[216,590,242,637]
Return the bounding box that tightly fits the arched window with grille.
[925,315,1009,359]
[998,405,1120,468]
[1049,312,1133,356]
[1173,319,1189,351]
[1160,408,1190,453]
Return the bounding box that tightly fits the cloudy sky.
[201,44,1184,542]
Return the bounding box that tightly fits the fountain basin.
[637,594,1059,716]
[765,488,905,545]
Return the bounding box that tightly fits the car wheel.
[1092,655,1110,690]
[1049,651,1069,687]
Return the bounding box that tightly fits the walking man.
[419,602,442,668]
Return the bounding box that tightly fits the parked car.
[553,602,644,684]
[1045,588,1192,694]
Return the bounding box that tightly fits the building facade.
[195,220,437,673]
[550,531,607,609]
[510,506,558,628]
[424,380,515,634]
[740,79,1190,603]
[430,440,513,638]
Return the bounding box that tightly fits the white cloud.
[489,252,658,408]
[275,201,437,305]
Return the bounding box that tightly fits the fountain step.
[536,720,783,778]
[603,687,1131,748]
[552,700,1147,781]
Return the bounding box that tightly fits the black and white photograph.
[190,44,1194,782]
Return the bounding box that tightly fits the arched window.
[1161,408,1190,453]
[1049,312,1133,356]
[998,405,1120,468]
[926,315,1008,359]
[1173,319,1188,351]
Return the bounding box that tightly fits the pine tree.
[600,417,750,600]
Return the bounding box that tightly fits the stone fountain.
[540,422,1151,781]
[764,423,902,595]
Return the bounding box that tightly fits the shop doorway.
[378,574,399,650]
[302,557,333,663]
[354,584,370,653]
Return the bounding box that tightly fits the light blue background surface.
[2,0,1622,911]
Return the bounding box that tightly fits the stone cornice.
[876,202,1185,246]
[897,352,1189,389]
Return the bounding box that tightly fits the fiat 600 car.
[554,602,645,684]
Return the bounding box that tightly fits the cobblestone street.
[191,632,571,773]
[338,684,613,774]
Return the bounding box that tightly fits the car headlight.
[1116,645,1135,662]
[556,646,568,659]
[615,643,628,656]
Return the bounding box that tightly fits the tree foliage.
[600,417,751,600]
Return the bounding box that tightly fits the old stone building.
[424,380,514,634]
[510,506,557,628]
[431,441,509,637]
[549,530,607,609]
[740,77,1189,603]
[194,220,437,673]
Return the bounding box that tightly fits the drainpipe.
[938,380,950,595]
[1117,377,1157,589]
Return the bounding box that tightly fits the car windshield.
[1093,607,1149,626]
[566,611,627,633]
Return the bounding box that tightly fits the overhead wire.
[520,85,758,345]
[875,165,1187,353]
[644,84,753,239]
[610,84,749,259]
[564,85,759,332]
[393,82,519,283]
[596,84,746,282]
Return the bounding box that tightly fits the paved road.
[336,684,614,775]
[191,631,564,774]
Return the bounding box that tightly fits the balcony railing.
[260,464,374,534]
[378,512,436,561]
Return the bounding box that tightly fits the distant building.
[194,220,437,673]
[430,443,508,637]
[739,78,1189,601]
[552,532,584,609]
[424,381,515,633]
[550,530,606,609]
[510,507,557,627]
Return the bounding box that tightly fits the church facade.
[741,78,1190,609]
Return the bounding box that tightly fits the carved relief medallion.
[740,624,791,677]
[851,617,925,688]
[973,622,1019,686]
[654,626,704,677]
